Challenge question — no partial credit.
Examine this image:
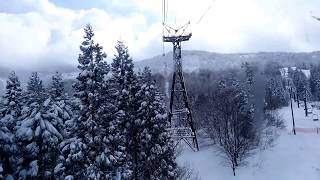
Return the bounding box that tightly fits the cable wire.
[166,0,169,24]
[162,0,166,56]
[196,0,216,25]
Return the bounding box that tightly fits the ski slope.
[178,101,320,180]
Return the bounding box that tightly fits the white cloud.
[0,0,158,69]
[0,0,320,69]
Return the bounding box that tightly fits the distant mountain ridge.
[1,50,320,94]
[134,50,320,74]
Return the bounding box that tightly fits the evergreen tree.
[310,64,320,100]
[241,62,255,89]
[133,67,177,179]
[292,69,311,101]
[60,24,125,179]
[264,62,288,110]
[48,72,73,126]
[26,72,46,104]
[50,72,64,99]
[110,40,138,112]
[110,43,178,179]
[109,40,139,178]
[1,71,23,120]
[41,72,74,178]
[0,123,15,179]
[241,62,255,119]
[265,75,289,110]
[15,72,65,179]
[0,71,22,178]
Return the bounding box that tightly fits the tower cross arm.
[163,33,192,42]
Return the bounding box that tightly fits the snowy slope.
[301,69,311,78]
[178,102,320,180]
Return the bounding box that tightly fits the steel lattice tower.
[163,33,199,151]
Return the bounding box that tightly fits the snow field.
[178,100,320,180]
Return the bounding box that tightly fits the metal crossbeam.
[163,34,192,42]
[167,127,195,138]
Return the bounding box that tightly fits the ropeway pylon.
[163,23,199,152]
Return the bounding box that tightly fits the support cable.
[196,1,214,25]
[165,0,169,23]
[162,0,166,56]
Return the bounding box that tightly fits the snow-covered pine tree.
[241,62,255,89]
[310,64,320,101]
[50,72,64,99]
[0,71,22,178]
[292,69,311,101]
[15,72,64,179]
[0,123,15,179]
[38,71,75,178]
[25,72,46,104]
[110,40,138,112]
[1,71,23,120]
[48,71,73,130]
[241,62,255,121]
[109,40,139,178]
[310,65,316,98]
[265,75,289,110]
[133,67,177,179]
[48,71,73,127]
[264,62,288,110]
[60,24,124,179]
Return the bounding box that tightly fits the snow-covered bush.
[176,163,201,180]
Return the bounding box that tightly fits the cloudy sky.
[1,0,320,69]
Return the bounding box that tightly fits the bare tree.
[205,77,257,176]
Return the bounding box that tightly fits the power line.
[196,0,216,25]
[162,0,166,56]
[166,0,169,23]
[197,4,212,24]
[162,0,169,24]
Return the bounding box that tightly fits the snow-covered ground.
[178,101,320,180]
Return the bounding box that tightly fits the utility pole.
[297,93,300,108]
[304,97,308,117]
[290,88,296,135]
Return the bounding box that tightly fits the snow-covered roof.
[280,67,310,79]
